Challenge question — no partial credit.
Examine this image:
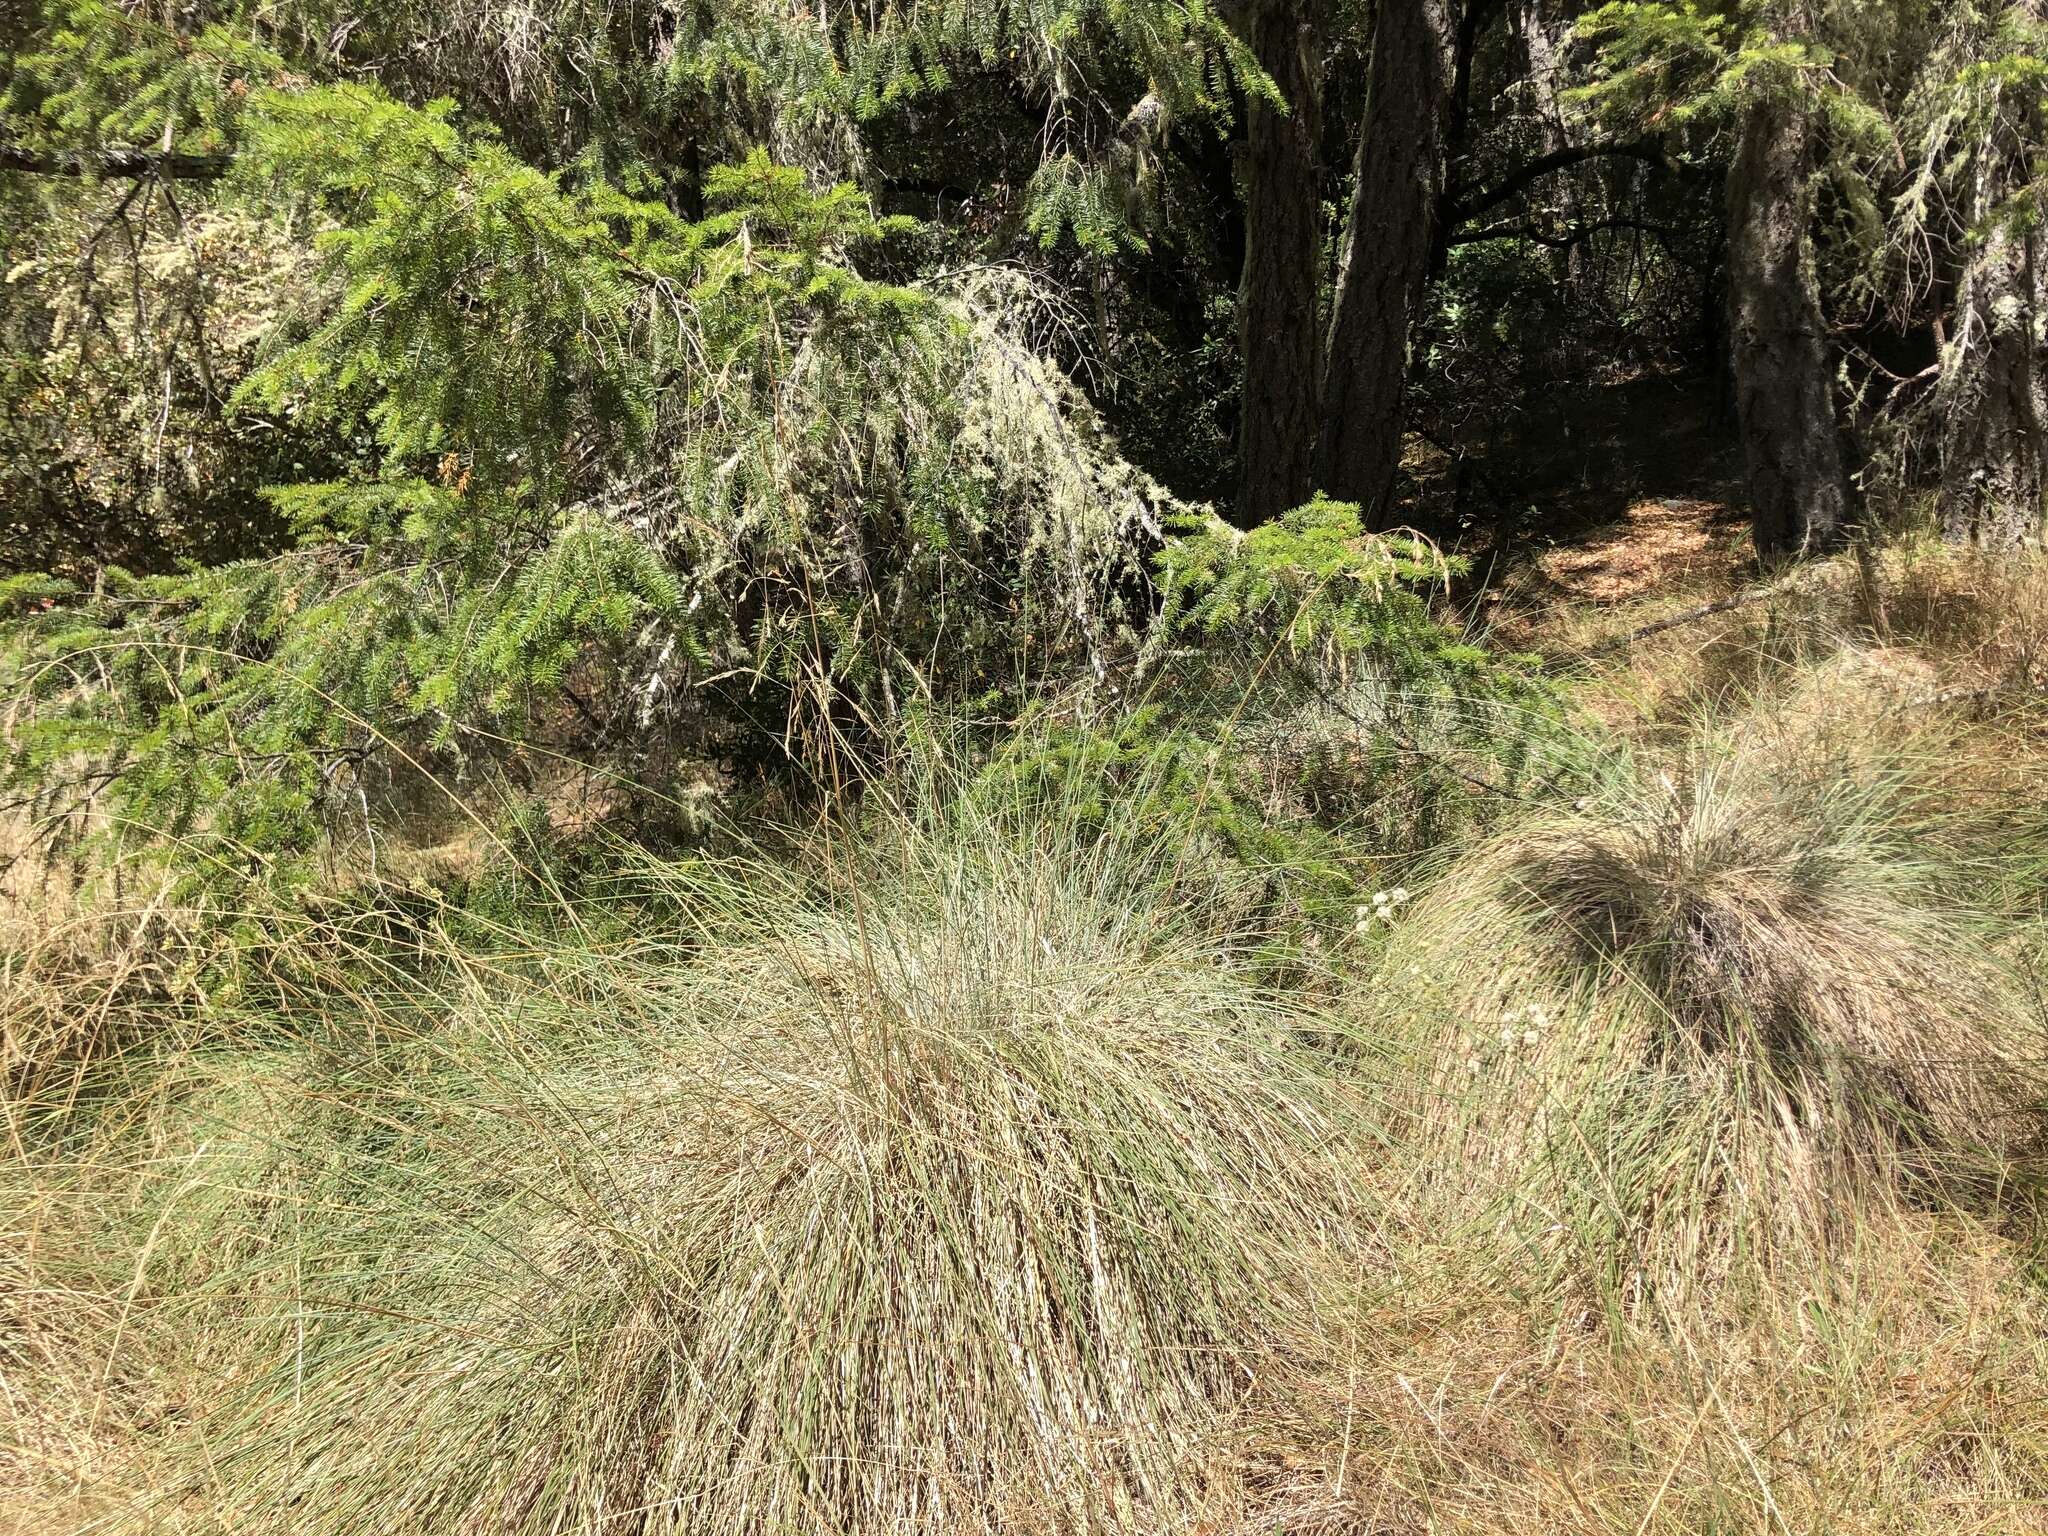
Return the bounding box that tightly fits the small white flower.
[1500,1025,1517,1047]
[1467,1056,1483,1075]
[1522,1028,1541,1047]
[1391,887,1411,905]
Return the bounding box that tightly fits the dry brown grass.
[1359,701,2046,1264]
[1214,537,2048,1533]
[0,1174,151,1536]
[5,804,1384,1536]
[8,535,2048,1536]
[1539,535,2048,737]
[1225,1211,2048,1534]
[0,812,229,1134]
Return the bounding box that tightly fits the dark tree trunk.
[1937,221,2046,547]
[1235,0,1326,524]
[1507,0,1569,154]
[1934,89,2047,548]
[1315,0,1460,522]
[1724,91,1850,558]
[1506,0,1579,285]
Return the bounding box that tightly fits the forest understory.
[6,0,2048,1529]
[10,470,2048,1534]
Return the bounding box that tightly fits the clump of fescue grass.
[14,669,2048,1535]
[1850,536,2048,691]
[71,784,1372,1535]
[1368,721,2046,1292]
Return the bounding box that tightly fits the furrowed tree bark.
[1937,216,2046,546]
[1508,0,1571,155]
[1506,0,1580,292]
[1234,0,1326,525]
[1724,87,1850,558]
[1934,70,2047,548]
[1315,0,1460,523]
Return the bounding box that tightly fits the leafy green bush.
[1157,495,1465,664]
[1147,495,1579,852]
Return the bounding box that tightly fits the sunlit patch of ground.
[1531,495,1749,606]
[1480,493,1753,668]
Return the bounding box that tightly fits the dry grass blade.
[1371,728,2046,1289]
[57,804,1372,1535]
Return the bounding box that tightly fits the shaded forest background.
[3,0,2043,881]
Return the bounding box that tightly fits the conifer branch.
[1443,138,1691,228]
[0,145,233,180]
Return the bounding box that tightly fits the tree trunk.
[1506,0,1580,281]
[1495,0,1587,375]
[1724,91,1850,558]
[1235,0,1326,524]
[1934,89,2048,547]
[1314,0,1459,522]
[1507,0,1570,155]
[1937,223,2046,547]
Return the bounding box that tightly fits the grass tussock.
[1371,727,2045,1284]
[50,801,1371,1535]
